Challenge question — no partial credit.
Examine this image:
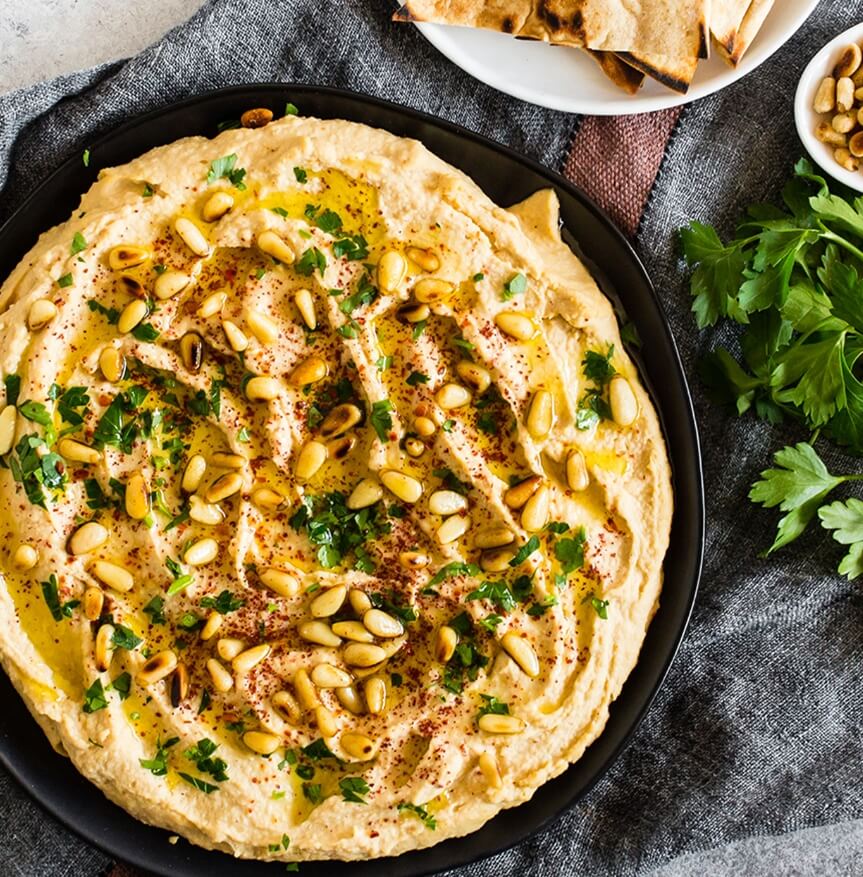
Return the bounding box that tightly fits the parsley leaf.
[206,154,247,190]
[339,776,370,804]
[370,399,393,442]
[397,802,436,830]
[502,272,527,301]
[819,498,863,578]
[140,736,179,776]
[200,589,245,614]
[82,679,108,713]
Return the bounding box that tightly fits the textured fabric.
[2,2,863,876]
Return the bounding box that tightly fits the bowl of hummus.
[0,87,700,874]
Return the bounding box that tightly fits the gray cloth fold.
[1,1,862,876]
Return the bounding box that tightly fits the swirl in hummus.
[0,111,672,862]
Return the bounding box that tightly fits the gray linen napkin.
[1,2,863,876]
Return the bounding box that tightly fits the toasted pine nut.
[315,704,338,737]
[336,684,364,714]
[377,250,408,292]
[504,475,542,509]
[474,526,515,550]
[58,438,100,465]
[154,269,191,301]
[481,545,517,572]
[414,416,436,437]
[0,405,16,455]
[566,448,589,491]
[404,438,425,458]
[289,355,328,386]
[363,608,404,638]
[295,440,328,482]
[94,623,114,672]
[406,246,440,272]
[181,455,207,493]
[13,543,38,571]
[399,551,430,570]
[437,513,470,544]
[521,485,549,532]
[207,658,234,692]
[211,451,245,470]
[90,559,133,593]
[244,308,279,344]
[258,230,294,264]
[813,76,837,113]
[298,620,342,647]
[125,472,150,520]
[180,332,204,371]
[501,632,540,677]
[200,611,224,641]
[217,637,245,661]
[319,403,362,438]
[245,375,281,401]
[232,643,270,674]
[206,471,243,503]
[343,642,387,667]
[311,663,352,688]
[99,347,126,382]
[251,486,285,511]
[364,675,387,714]
[331,621,375,643]
[294,288,316,329]
[310,584,347,618]
[83,585,104,620]
[170,664,190,707]
[837,76,855,113]
[243,730,281,755]
[260,567,299,598]
[455,361,491,393]
[184,538,219,566]
[609,376,638,426]
[201,191,234,222]
[834,44,863,79]
[435,625,458,663]
[495,311,536,341]
[349,589,373,615]
[272,689,302,723]
[68,521,108,555]
[139,650,178,685]
[175,218,210,257]
[347,478,383,510]
[241,107,274,128]
[526,389,554,439]
[293,668,321,710]
[414,278,454,303]
[196,291,227,319]
[380,469,423,504]
[478,751,503,788]
[478,713,525,734]
[189,495,225,525]
[326,434,356,460]
[833,111,857,134]
[428,489,467,516]
[28,299,58,330]
[435,383,471,410]
[340,732,377,761]
[222,319,249,352]
[397,302,430,324]
[117,299,149,334]
[108,245,149,270]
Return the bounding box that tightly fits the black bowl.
[0,85,703,877]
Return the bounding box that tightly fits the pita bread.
[714,0,775,66]
[588,51,645,96]
[617,49,700,94]
[709,0,752,57]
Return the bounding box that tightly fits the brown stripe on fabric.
[563,107,682,239]
[108,862,153,876]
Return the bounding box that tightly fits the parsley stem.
[821,229,863,265]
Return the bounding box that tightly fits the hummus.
[0,112,672,862]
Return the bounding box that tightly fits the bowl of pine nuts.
[796,22,863,190]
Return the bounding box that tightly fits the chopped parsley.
[397,802,436,830]
[143,595,167,625]
[405,371,429,387]
[555,527,587,575]
[584,593,609,619]
[369,399,394,442]
[140,736,180,776]
[502,272,527,301]
[166,556,194,596]
[111,624,143,651]
[296,247,327,277]
[466,581,516,613]
[429,561,480,586]
[206,153,247,190]
[57,273,73,288]
[477,693,509,718]
[302,738,337,760]
[339,776,370,804]
[71,232,87,255]
[577,346,616,430]
[508,534,540,567]
[41,574,78,621]
[293,167,308,183]
[82,679,108,714]
[200,589,245,614]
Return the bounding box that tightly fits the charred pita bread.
[714,0,774,66]
[588,51,645,96]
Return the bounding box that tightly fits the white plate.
[413,0,821,114]
[795,21,863,192]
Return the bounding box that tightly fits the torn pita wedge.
[710,0,752,58]
[714,0,775,67]
[616,49,700,94]
[588,51,645,96]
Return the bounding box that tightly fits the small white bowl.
[795,21,863,192]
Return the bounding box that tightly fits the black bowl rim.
[0,82,704,877]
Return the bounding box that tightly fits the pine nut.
[13,543,38,571]
[609,376,638,426]
[310,584,347,618]
[336,685,364,714]
[69,521,108,555]
[182,454,207,493]
[478,751,503,788]
[435,383,471,410]
[89,559,133,593]
[347,478,383,510]
[108,245,149,270]
[294,668,320,710]
[363,608,404,638]
[311,663,352,688]
[201,191,234,222]
[397,302,430,324]
[200,611,223,641]
[521,484,549,532]
[364,675,387,714]
[319,404,362,438]
[83,585,104,620]
[406,246,440,272]
[243,730,281,755]
[295,440,328,482]
[298,620,342,647]
[813,76,837,113]
[816,121,847,147]
[245,376,281,401]
[504,475,542,509]
[99,347,126,382]
[326,434,356,460]
[315,705,338,737]
[154,269,191,301]
[138,650,178,685]
[478,713,525,734]
[340,732,377,761]
[833,112,857,134]
[244,308,279,344]
[94,623,114,672]
[119,275,146,301]
[343,643,387,667]
[175,218,210,257]
[289,355,328,386]
[495,311,536,341]
[170,664,189,707]
[414,416,436,437]
[414,277,454,303]
[272,689,302,723]
[0,405,17,455]
[189,495,225,525]
[501,632,540,677]
[481,546,517,572]
[437,514,469,544]
[474,526,515,550]
[207,658,234,692]
[184,537,219,566]
[241,107,274,127]
[28,299,58,330]
[196,291,226,319]
[206,471,243,502]
[222,319,248,352]
[117,299,149,334]
[349,589,372,615]
[456,361,491,393]
[834,44,863,78]
[125,472,150,520]
[377,250,408,292]
[251,486,285,511]
[404,438,425,458]
[258,230,295,264]
[428,489,467,516]
[232,643,270,674]
[435,625,458,663]
[217,638,245,661]
[526,389,554,439]
[294,289,316,329]
[331,621,375,643]
[565,448,589,491]
[260,567,299,598]
[211,451,245,470]
[837,76,855,113]
[180,332,204,371]
[399,551,430,569]
[58,438,100,465]
[380,469,423,503]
